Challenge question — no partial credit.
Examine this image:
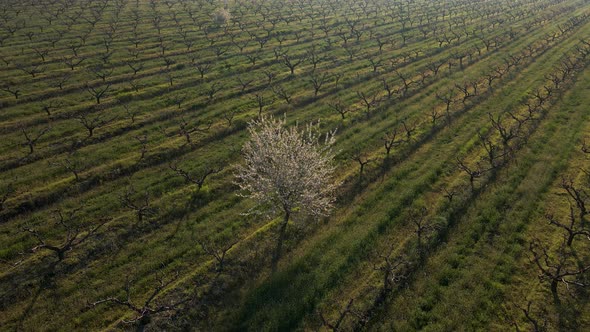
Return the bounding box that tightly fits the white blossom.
[235,115,339,221]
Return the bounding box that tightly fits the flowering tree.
[235,116,338,271]
[212,8,231,26]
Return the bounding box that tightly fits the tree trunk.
[550,279,560,303]
[271,211,289,273]
[567,233,574,247]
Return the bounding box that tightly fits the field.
[1,0,590,330]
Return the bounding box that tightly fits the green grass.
[1,0,590,330]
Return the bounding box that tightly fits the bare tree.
[515,300,549,332]
[198,237,238,274]
[89,272,187,332]
[529,237,590,302]
[223,109,238,127]
[272,84,292,104]
[504,299,549,332]
[489,112,520,159]
[194,61,212,79]
[21,126,51,155]
[409,207,439,258]
[456,157,486,191]
[235,116,338,272]
[54,72,72,90]
[382,128,404,157]
[205,82,223,103]
[374,247,408,295]
[352,148,372,179]
[126,61,144,75]
[51,157,83,181]
[319,298,367,332]
[282,53,305,75]
[85,83,112,104]
[546,207,590,247]
[237,77,254,93]
[308,72,329,97]
[23,208,106,262]
[62,55,86,71]
[75,111,114,139]
[119,187,158,223]
[251,92,273,117]
[135,135,148,163]
[560,177,588,222]
[1,83,20,99]
[356,91,380,119]
[41,100,64,117]
[328,100,352,120]
[87,65,113,82]
[168,161,221,192]
[436,90,457,124]
[177,118,212,146]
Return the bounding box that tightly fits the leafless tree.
[244,51,262,66]
[409,207,439,258]
[382,128,404,157]
[126,61,144,75]
[75,111,113,139]
[319,299,367,332]
[135,135,148,163]
[426,60,445,76]
[374,246,408,295]
[477,131,503,169]
[237,76,254,93]
[456,157,486,191]
[529,237,590,302]
[168,161,221,192]
[177,118,212,146]
[251,92,273,117]
[356,91,380,119]
[1,83,20,99]
[85,83,112,104]
[20,126,51,155]
[235,116,338,271]
[560,177,588,222]
[89,272,187,332]
[41,100,64,117]
[394,69,414,98]
[436,90,457,124]
[308,72,329,97]
[328,100,352,120]
[504,299,549,332]
[198,237,238,274]
[272,84,292,104]
[54,72,72,90]
[119,187,158,223]
[195,61,212,79]
[400,119,417,141]
[352,148,372,179]
[223,109,238,127]
[51,156,83,181]
[282,52,306,75]
[489,113,520,159]
[546,206,590,247]
[87,65,113,82]
[16,63,44,78]
[23,208,107,262]
[263,69,276,86]
[306,45,325,71]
